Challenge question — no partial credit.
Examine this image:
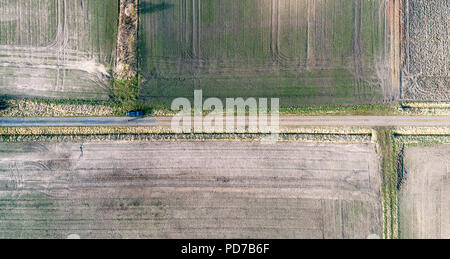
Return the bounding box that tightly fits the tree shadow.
[139,2,174,14]
[0,96,9,111]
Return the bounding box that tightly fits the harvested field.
[0,0,118,100]
[140,0,395,107]
[399,145,450,239]
[401,0,449,101]
[0,141,382,239]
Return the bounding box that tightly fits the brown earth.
[0,140,383,239]
[399,145,450,239]
[401,0,449,101]
[115,0,138,79]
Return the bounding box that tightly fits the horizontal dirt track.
[0,141,382,238]
[2,116,450,127]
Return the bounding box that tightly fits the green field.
[140,0,391,107]
[0,0,118,100]
[0,0,57,46]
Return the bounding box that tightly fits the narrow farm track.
[1,116,450,127]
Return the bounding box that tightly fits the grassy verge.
[280,104,403,116]
[130,103,404,117]
[375,127,398,239]
[124,103,450,116]
[377,129,450,239]
[0,128,371,143]
[2,99,450,117]
[0,98,120,117]
[402,101,450,109]
[112,0,142,114]
[0,126,373,136]
[115,0,138,79]
[391,134,450,239]
[112,76,144,113]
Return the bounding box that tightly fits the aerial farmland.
[0,0,447,107]
[401,0,449,101]
[0,140,382,239]
[140,0,396,107]
[0,0,117,100]
[399,145,450,239]
[0,0,448,242]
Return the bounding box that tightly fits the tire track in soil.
[0,0,112,99]
[352,0,364,100]
[388,0,401,101]
[0,141,383,238]
[270,0,280,64]
[306,0,315,71]
[141,0,391,105]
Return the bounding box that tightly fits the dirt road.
[1,116,450,127]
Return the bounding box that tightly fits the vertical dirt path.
[116,0,138,79]
[388,0,402,100]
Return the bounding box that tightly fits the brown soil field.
[401,0,449,101]
[0,140,382,238]
[399,145,450,239]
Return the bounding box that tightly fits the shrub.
[112,76,142,112]
[0,96,9,111]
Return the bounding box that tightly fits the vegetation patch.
[0,99,117,117]
[116,0,138,79]
[112,0,145,114]
[0,132,372,144]
[374,127,398,239]
[0,96,9,111]
[281,104,402,116]
[392,135,450,238]
[377,130,450,239]
[0,126,373,138]
[112,76,143,113]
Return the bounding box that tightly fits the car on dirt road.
[126,111,144,117]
